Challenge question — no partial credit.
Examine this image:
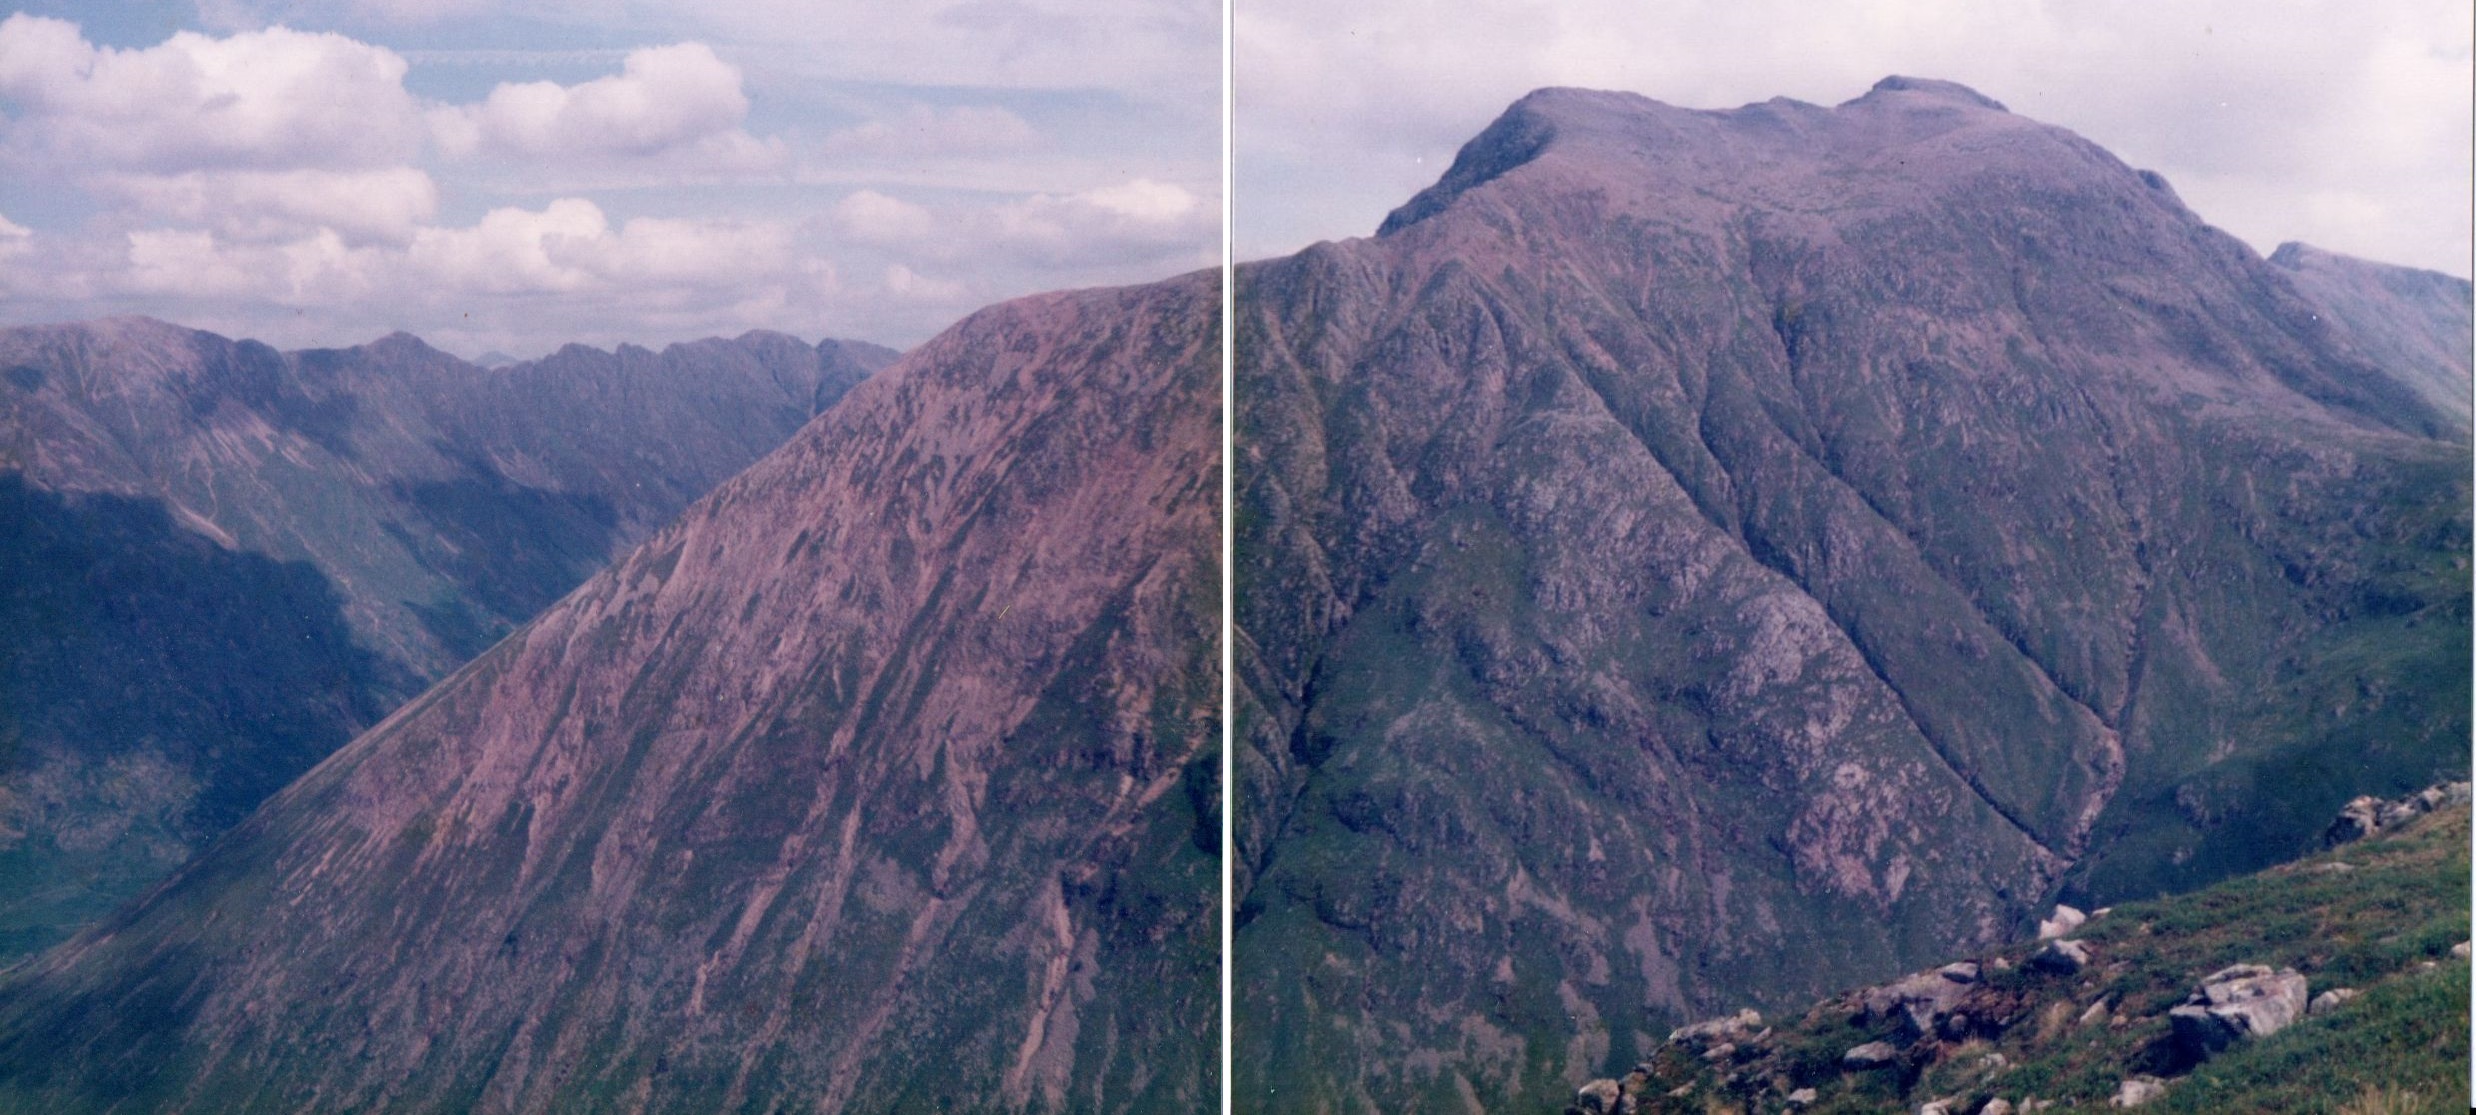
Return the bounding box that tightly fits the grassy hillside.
[1601,795,2469,1114]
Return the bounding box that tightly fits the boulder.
[2077,998,2110,1027]
[1919,1102,1954,1115]
[2037,904,2086,940]
[2445,781,2472,806]
[1843,1040,1901,1068]
[1861,968,1975,1036]
[2308,988,2359,1015]
[1667,1008,1761,1045]
[1573,1078,1625,1115]
[2171,965,2308,1056]
[1939,961,1981,983]
[1979,1101,2015,1115]
[2325,796,2383,845]
[2453,941,2471,960]
[2028,938,2090,974]
[2111,1077,2167,1107]
[1785,1088,1818,1108]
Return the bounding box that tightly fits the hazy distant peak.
[1854,75,2009,112]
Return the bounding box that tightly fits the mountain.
[0,318,894,961]
[2268,242,2473,431]
[1231,78,2470,1111]
[0,272,1221,1112]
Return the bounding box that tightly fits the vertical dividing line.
[1218,0,1236,1107]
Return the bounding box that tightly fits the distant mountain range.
[0,317,893,961]
[1231,78,2468,1111]
[0,274,1220,1111]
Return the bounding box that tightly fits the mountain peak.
[1377,78,2045,237]
[1855,75,2009,112]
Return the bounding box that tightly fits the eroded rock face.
[1235,76,2467,1112]
[0,275,1221,1112]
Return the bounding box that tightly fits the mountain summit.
[1235,81,2467,1110]
[0,274,1221,1111]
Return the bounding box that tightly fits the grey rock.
[1574,1078,1624,1115]
[1786,1088,1819,1107]
[2077,998,2111,1026]
[1863,967,1976,1036]
[2029,938,2091,974]
[1940,961,1982,983]
[2111,1077,2167,1107]
[1668,1007,1762,1045]
[2173,965,2308,1055]
[1979,1101,2015,1115]
[2308,988,2359,1015]
[1843,1040,1901,1068]
[2453,941,2471,960]
[2037,904,2087,940]
[2326,796,2384,845]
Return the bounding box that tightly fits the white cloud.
[431,41,783,173]
[991,178,1215,266]
[884,263,967,302]
[0,14,426,172]
[91,167,439,245]
[817,104,1041,160]
[401,198,794,294]
[834,189,942,246]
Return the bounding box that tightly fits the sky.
[0,4,2464,359]
[1238,0,2474,279]
[0,0,1218,356]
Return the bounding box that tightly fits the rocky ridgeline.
[1564,785,2471,1114]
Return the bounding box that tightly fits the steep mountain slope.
[2268,241,2472,432]
[1232,78,2469,1111]
[0,320,892,960]
[0,271,1220,1113]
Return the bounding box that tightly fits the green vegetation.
[1618,801,2469,1113]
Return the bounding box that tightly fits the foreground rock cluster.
[2324,781,2470,846]
[1564,788,2470,1113]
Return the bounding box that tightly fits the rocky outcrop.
[0,274,1219,1112]
[2324,781,2470,846]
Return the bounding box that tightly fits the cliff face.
[0,272,1220,1113]
[0,320,891,961]
[1232,79,2468,1111]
